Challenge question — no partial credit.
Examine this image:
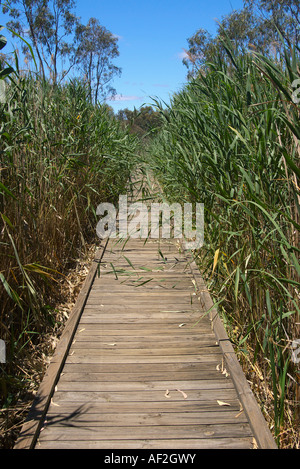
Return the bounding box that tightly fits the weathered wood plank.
[40,410,249,426]
[60,361,223,373]
[58,371,230,382]
[70,345,220,354]
[46,400,243,414]
[56,379,235,392]
[73,332,216,341]
[71,339,218,348]
[78,315,206,323]
[63,354,223,364]
[48,388,240,404]
[187,258,277,449]
[37,423,253,443]
[72,325,213,334]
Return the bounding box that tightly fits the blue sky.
[3,0,245,112]
[77,0,243,112]
[74,0,245,112]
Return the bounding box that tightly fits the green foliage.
[75,17,121,103]
[2,1,121,98]
[116,106,163,138]
[3,0,79,81]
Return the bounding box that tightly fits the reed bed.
[0,60,139,446]
[148,38,300,448]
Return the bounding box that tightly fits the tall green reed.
[148,38,299,447]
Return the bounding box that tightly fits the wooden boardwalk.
[15,234,277,449]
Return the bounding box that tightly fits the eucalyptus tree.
[75,17,121,104]
[245,0,300,50]
[183,0,300,75]
[2,0,80,82]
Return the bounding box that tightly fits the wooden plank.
[71,339,218,347]
[67,346,221,356]
[73,332,216,340]
[72,325,213,334]
[57,371,231,382]
[60,362,223,373]
[76,309,207,322]
[37,423,253,442]
[73,317,207,325]
[40,410,249,425]
[13,241,109,450]
[80,308,205,315]
[86,293,197,299]
[97,273,192,278]
[73,339,216,346]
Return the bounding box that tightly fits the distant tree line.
[116,106,163,138]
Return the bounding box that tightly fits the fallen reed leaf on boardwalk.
[217,401,231,407]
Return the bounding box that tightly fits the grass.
[147,36,300,448]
